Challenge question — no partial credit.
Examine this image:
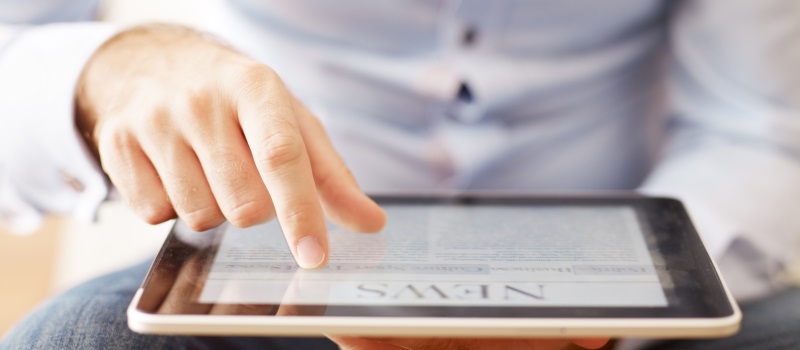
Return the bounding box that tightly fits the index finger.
[236,68,328,269]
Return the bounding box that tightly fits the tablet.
[128,194,741,338]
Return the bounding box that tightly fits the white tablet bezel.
[128,287,740,338]
[127,194,742,338]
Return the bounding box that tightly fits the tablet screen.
[139,196,736,319]
[197,204,668,308]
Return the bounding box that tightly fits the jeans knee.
[1,261,177,350]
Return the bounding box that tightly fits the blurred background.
[0,0,209,336]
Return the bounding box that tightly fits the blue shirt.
[1,0,799,301]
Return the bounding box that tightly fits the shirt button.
[457,82,474,103]
[447,82,483,123]
[462,25,477,46]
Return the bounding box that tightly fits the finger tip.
[296,236,327,269]
[362,199,388,232]
[329,194,387,233]
[356,210,387,233]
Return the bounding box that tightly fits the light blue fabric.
[0,0,98,24]
[220,0,670,192]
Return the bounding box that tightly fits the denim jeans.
[3,259,799,350]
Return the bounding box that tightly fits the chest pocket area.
[229,0,443,54]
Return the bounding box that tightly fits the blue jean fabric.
[2,259,799,350]
[1,260,338,350]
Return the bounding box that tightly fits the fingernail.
[296,236,326,269]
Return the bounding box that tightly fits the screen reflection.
[136,222,327,317]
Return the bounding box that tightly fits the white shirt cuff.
[640,133,800,301]
[0,22,118,234]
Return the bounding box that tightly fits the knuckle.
[236,63,280,92]
[133,108,178,146]
[140,107,169,132]
[259,133,304,170]
[233,64,288,109]
[316,163,352,190]
[226,199,274,227]
[180,206,224,232]
[181,87,228,128]
[280,202,319,228]
[97,122,135,158]
[135,201,174,225]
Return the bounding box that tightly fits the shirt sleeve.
[639,0,800,301]
[0,22,118,234]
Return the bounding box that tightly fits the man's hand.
[330,336,610,350]
[75,24,386,268]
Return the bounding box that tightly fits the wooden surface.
[0,201,171,340]
[0,217,62,337]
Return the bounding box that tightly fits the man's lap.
[1,260,338,350]
[3,260,799,350]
